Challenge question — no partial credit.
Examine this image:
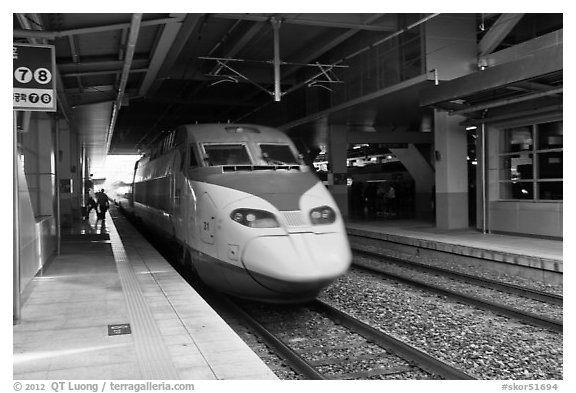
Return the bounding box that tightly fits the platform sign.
[108,323,132,336]
[13,43,57,112]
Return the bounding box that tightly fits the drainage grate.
[108,323,131,336]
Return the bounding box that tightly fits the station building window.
[498,120,562,201]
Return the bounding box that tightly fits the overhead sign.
[13,43,57,112]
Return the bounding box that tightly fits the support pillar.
[327,125,349,217]
[434,111,468,229]
[14,112,21,324]
[389,144,435,220]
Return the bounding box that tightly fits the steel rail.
[313,300,477,380]
[229,296,475,380]
[216,292,476,379]
[125,215,477,380]
[351,246,563,305]
[212,295,326,380]
[164,266,326,380]
[351,258,563,333]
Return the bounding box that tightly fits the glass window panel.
[537,121,563,149]
[538,182,563,200]
[260,144,299,165]
[500,182,533,200]
[538,151,562,179]
[203,144,252,166]
[500,154,533,180]
[498,120,562,202]
[503,126,533,153]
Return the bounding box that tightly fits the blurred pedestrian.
[85,186,97,220]
[385,184,397,216]
[95,188,110,221]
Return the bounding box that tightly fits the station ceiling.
[13,13,563,169]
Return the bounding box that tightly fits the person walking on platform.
[95,188,110,221]
[385,184,397,217]
[85,186,97,220]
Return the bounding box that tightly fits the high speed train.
[124,123,352,303]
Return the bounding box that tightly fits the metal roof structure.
[13,13,563,169]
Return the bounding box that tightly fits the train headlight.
[230,208,280,228]
[309,206,336,225]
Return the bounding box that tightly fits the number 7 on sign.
[14,67,32,83]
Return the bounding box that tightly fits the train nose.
[241,233,352,295]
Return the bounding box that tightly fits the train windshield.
[260,144,300,165]
[203,144,252,166]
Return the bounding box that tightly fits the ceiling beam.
[139,13,186,97]
[58,58,149,73]
[450,87,562,116]
[62,68,148,78]
[173,68,297,85]
[279,73,433,130]
[281,14,387,79]
[461,104,562,126]
[478,13,524,56]
[13,16,184,40]
[67,35,84,92]
[144,96,256,107]
[167,18,271,124]
[213,21,267,70]
[234,14,439,121]
[105,13,142,154]
[479,29,562,68]
[144,13,206,97]
[226,14,388,118]
[65,85,115,94]
[212,14,397,32]
[507,81,556,93]
[420,44,562,107]
[190,20,269,97]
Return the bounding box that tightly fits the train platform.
[345,218,563,283]
[13,207,278,380]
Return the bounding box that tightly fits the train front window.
[203,144,252,166]
[260,144,300,165]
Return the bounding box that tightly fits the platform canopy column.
[434,111,468,229]
[389,144,435,220]
[423,13,476,229]
[327,124,349,217]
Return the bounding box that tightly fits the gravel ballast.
[318,268,563,380]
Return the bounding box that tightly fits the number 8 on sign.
[34,68,52,84]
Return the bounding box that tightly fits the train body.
[126,123,352,303]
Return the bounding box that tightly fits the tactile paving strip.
[107,216,179,380]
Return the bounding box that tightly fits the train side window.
[189,146,199,168]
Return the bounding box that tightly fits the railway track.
[134,219,473,380]
[351,248,563,333]
[132,215,561,379]
[218,296,477,380]
[352,246,562,304]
